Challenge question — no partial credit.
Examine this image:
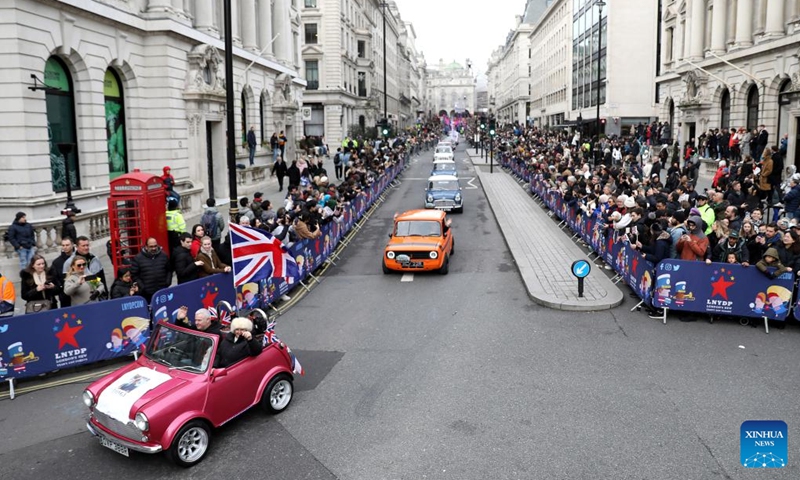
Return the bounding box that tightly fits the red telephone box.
[108,172,168,274]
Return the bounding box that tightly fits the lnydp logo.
[740,420,787,468]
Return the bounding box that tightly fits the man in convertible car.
[215,317,262,368]
[175,306,223,339]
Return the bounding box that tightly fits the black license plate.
[401,261,424,268]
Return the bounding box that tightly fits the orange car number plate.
[100,436,130,457]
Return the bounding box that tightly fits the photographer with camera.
[20,254,57,313]
[110,266,139,299]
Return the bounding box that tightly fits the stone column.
[735,0,753,47]
[689,0,706,60]
[764,0,786,36]
[194,0,216,34]
[147,0,171,12]
[710,0,727,53]
[231,0,241,44]
[241,0,257,51]
[273,0,292,64]
[258,0,274,58]
[171,0,184,15]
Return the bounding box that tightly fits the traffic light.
[480,117,486,130]
[377,119,391,138]
[489,118,496,137]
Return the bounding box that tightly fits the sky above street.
[399,0,525,77]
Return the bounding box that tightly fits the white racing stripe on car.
[400,274,414,282]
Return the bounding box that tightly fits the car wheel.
[382,260,391,274]
[168,420,211,468]
[439,255,449,275]
[261,373,293,414]
[454,207,463,214]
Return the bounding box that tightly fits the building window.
[303,103,324,136]
[104,69,128,180]
[746,86,759,131]
[304,0,317,7]
[358,71,367,97]
[306,60,319,90]
[358,40,366,58]
[304,23,318,44]
[720,89,730,130]
[45,56,80,192]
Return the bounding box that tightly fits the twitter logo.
[0,324,8,334]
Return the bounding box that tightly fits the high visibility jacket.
[697,204,715,236]
[166,210,186,233]
[0,274,15,314]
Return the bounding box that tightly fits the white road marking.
[465,177,479,189]
[400,274,414,282]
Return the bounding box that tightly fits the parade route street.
[1,144,799,479]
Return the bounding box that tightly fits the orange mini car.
[383,209,454,274]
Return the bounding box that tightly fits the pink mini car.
[83,320,295,467]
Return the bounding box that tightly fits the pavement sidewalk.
[469,153,623,311]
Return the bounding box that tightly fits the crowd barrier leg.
[661,308,668,325]
[763,316,769,334]
[630,299,644,312]
[7,378,15,400]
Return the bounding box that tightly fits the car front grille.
[93,410,141,441]
[434,199,455,207]
[394,251,431,260]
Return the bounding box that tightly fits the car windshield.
[145,324,215,373]
[435,147,452,154]
[433,163,455,171]
[395,220,442,237]
[430,180,459,191]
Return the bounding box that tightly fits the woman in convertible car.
[215,317,262,368]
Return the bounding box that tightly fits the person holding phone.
[110,267,140,299]
[20,254,57,312]
[64,257,95,305]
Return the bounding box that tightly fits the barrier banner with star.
[652,259,793,320]
[150,274,236,326]
[0,297,150,380]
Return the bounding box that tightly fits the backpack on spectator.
[250,201,263,220]
[334,153,341,165]
[201,210,219,239]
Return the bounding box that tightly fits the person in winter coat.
[237,197,255,223]
[64,257,102,305]
[8,211,36,271]
[635,222,671,264]
[756,247,792,279]
[61,210,77,244]
[782,177,800,219]
[173,233,203,284]
[757,149,774,201]
[129,237,172,303]
[175,306,223,339]
[271,156,288,191]
[707,231,750,265]
[110,267,140,299]
[676,215,710,261]
[161,166,180,203]
[286,160,301,188]
[196,236,231,278]
[215,317,262,368]
[50,238,74,308]
[190,224,205,258]
[20,254,57,311]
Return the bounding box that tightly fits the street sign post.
[571,259,591,298]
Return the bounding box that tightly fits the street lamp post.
[224,0,238,222]
[595,0,606,165]
[56,143,80,214]
[381,2,388,126]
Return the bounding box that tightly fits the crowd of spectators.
[482,121,793,319]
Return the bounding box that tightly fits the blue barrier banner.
[150,274,236,325]
[653,259,794,320]
[0,297,150,380]
[622,243,656,306]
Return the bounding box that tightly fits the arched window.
[104,68,128,180]
[359,115,365,129]
[259,92,265,141]
[720,89,730,130]
[778,79,791,140]
[746,85,759,131]
[668,98,675,127]
[241,90,248,146]
[45,57,80,192]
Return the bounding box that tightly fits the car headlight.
[455,193,461,201]
[134,412,150,432]
[429,251,438,259]
[82,390,96,408]
[427,194,434,202]
[387,251,396,259]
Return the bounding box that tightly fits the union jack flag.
[229,223,300,288]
